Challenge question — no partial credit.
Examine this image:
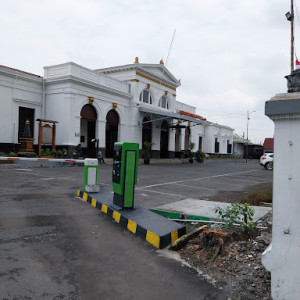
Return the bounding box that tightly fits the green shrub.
[189,142,195,158]
[41,148,52,156]
[215,203,255,231]
[8,152,17,157]
[143,141,154,159]
[57,149,63,156]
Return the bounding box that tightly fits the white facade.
[0,60,233,157]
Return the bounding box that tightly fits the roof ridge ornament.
[134,57,139,64]
[160,59,164,64]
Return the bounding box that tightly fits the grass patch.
[243,189,272,206]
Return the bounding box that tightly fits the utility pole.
[286,0,294,72]
[291,0,294,73]
[246,110,255,163]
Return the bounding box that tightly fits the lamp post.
[246,110,255,163]
[286,0,294,73]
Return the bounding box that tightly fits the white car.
[260,153,273,170]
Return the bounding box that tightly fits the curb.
[150,208,213,222]
[76,189,186,249]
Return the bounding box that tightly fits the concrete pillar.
[262,92,300,300]
[168,128,175,158]
[97,120,106,148]
[179,128,185,151]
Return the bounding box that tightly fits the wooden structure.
[18,120,35,156]
[37,119,58,155]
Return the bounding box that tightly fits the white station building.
[0,58,233,158]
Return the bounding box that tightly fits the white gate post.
[262,92,300,299]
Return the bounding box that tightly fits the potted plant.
[63,148,68,158]
[189,141,195,163]
[41,148,54,158]
[195,150,205,163]
[143,141,154,165]
[56,149,63,158]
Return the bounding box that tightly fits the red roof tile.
[0,64,41,78]
[263,138,274,149]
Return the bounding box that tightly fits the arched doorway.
[142,116,152,158]
[106,109,119,157]
[80,104,97,158]
[160,121,169,158]
[184,127,191,151]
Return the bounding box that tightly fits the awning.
[138,106,208,125]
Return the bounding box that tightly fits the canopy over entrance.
[138,107,208,126]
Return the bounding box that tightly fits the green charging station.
[112,142,139,209]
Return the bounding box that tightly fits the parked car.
[260,153,274,170]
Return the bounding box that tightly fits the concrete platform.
[76,189,186,249]
[151,199,272,223]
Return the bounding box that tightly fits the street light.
[286,0,294,73]
[286,11,293,21]
[246,110,255,163]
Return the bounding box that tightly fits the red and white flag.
[296,59,300,69]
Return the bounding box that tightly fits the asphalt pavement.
[0,160,272,299]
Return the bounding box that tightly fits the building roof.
[95,61,181,88]
[263,138,274,149]
[0,64,42,78]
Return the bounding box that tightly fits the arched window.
[139,89,152,104]
[159,96,169,109]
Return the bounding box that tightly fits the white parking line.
[199,178,243,187]
[225,174,271,184]
[136,188,184,198]
[137,169,258,189]
[175,183,215,191]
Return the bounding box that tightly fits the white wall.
[0,69,43,145]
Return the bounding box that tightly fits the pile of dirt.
[178,212,272,300]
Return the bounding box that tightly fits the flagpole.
[291,0,294,72]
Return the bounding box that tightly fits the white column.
[63,94,75,145]
[168,129,175,152]
[179,128,185,151]
[152,124,160,152]
[262,93,300,300]
[97,120,106,148]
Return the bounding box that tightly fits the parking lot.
[0,160,272,299]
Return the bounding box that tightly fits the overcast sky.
[0,0,295,144]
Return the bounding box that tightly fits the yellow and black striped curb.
[169,225,207,251]
[76,189,186,249]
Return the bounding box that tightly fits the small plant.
[8,152,17,157]
[51,149,57,156]
[41,148,51,156]
[215,203,255,231]
[0,152,6,156]
[206,252,214,260]
[56,149,63,157]
[143,141,154,159]
[189,141,196,159]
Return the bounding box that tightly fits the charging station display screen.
[112,145,122,184]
